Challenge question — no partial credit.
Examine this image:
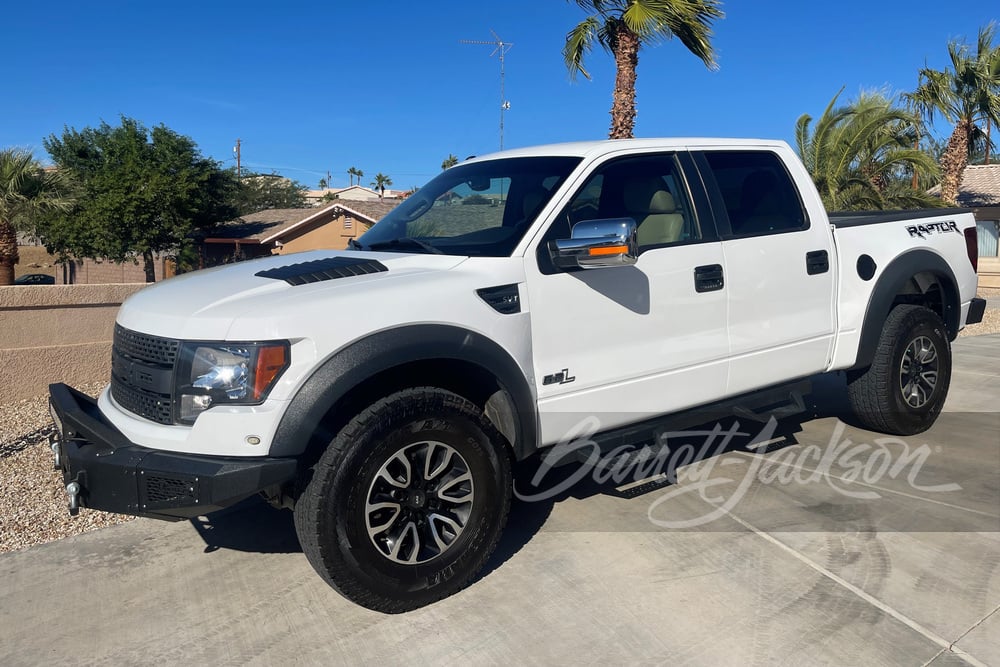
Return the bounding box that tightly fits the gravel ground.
[0,383,134,554]
[959,287,1000,338]
[2,289,999,555]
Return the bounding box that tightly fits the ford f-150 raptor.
[49,138,987,612]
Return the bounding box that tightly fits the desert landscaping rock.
[0,383,132,554]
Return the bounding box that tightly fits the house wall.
[0,284,147,402]
[973,206,1000,288]
[277,213,373,253]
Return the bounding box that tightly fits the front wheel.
[294,387,512,613]
[847,305,952,435]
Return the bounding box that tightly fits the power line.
[461,30,513,151]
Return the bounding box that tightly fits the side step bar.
[557,380,811,498]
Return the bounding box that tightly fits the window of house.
[701,151,808,236]
[977,220,999,257]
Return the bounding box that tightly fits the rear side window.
[701,151,808,236]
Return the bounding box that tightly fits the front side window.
[701,151,808,236]
[358,156,581,256]
[548,153,701,250]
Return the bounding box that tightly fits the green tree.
[371,172,393,197]
[347,166,363,185]
[0,149,72,285]
[441,154,459,170]
[229,171,308,215]
[796,91,942,211]
[318,176,329,189]
[564,0,724,139]
[41,117,235,282]
[906,23,1000,203]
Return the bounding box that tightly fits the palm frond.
[563,15,603,80]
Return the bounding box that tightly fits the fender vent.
[477,284,521,314]
[255,256,388,286]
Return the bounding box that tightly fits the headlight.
[176,341,290,424]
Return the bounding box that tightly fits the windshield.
[357,156,582,256]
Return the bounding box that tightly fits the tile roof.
[956,164,1000,207]
[332,199,400,222]
[202,208,325,242]
[202,200,399,242]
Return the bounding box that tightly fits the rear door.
[692,147,836,395]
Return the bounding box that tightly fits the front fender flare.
[273,324,538,460]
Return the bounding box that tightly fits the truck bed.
[828,208,971,228]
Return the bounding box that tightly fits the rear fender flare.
[852,249,959,369]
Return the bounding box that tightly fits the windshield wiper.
[365,237,444,254]
[346,238,364,250]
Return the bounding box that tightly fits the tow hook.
[66,481,81,516]
[49,433,62,471]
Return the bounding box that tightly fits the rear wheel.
[847,305,952,435]
[294,387,512,613]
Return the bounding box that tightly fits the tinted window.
[702,151,807,236]
[358,156,581,257]
[553,154,701,250]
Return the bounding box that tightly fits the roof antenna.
[461,30,513,150]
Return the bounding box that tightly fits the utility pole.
[461,30,513,150]
[234,139,242,179]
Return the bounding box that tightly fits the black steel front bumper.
[48,383,297,521]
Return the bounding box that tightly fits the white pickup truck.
[49,138,986,612]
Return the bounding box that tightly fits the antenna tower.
[460,30,513,150]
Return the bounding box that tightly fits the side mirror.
[549,218,638,270]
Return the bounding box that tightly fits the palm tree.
[371,173,393,198]
[318,176,329,189]
[441,154,458,171]
[796,91,942,211]
[347,166,362,186]
[906,23,1000,203]
[0,149,71,285]
[563,0,724,139]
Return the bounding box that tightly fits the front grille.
[111,382,173,424]
[112,325,180,424]
[144,476,197,505]
[114,324,180,365]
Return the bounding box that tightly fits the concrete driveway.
[2,336,998,666]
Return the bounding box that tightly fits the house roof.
[202,207,328,243]
[954,164,1000,207]
[202,200,399,243]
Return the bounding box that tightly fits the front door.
[525,152,730,445]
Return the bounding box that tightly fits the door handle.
[694,264,724,292]
[806,250,829,275]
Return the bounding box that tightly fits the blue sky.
[4,1,994,191]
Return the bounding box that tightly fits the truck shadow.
[478,371,864,580]
[189,496,302,554]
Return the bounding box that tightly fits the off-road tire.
[847,305,952,435]
[294,387,512,613]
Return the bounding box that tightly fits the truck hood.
[116,250,468,339]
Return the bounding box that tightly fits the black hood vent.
[255,256,388,286]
